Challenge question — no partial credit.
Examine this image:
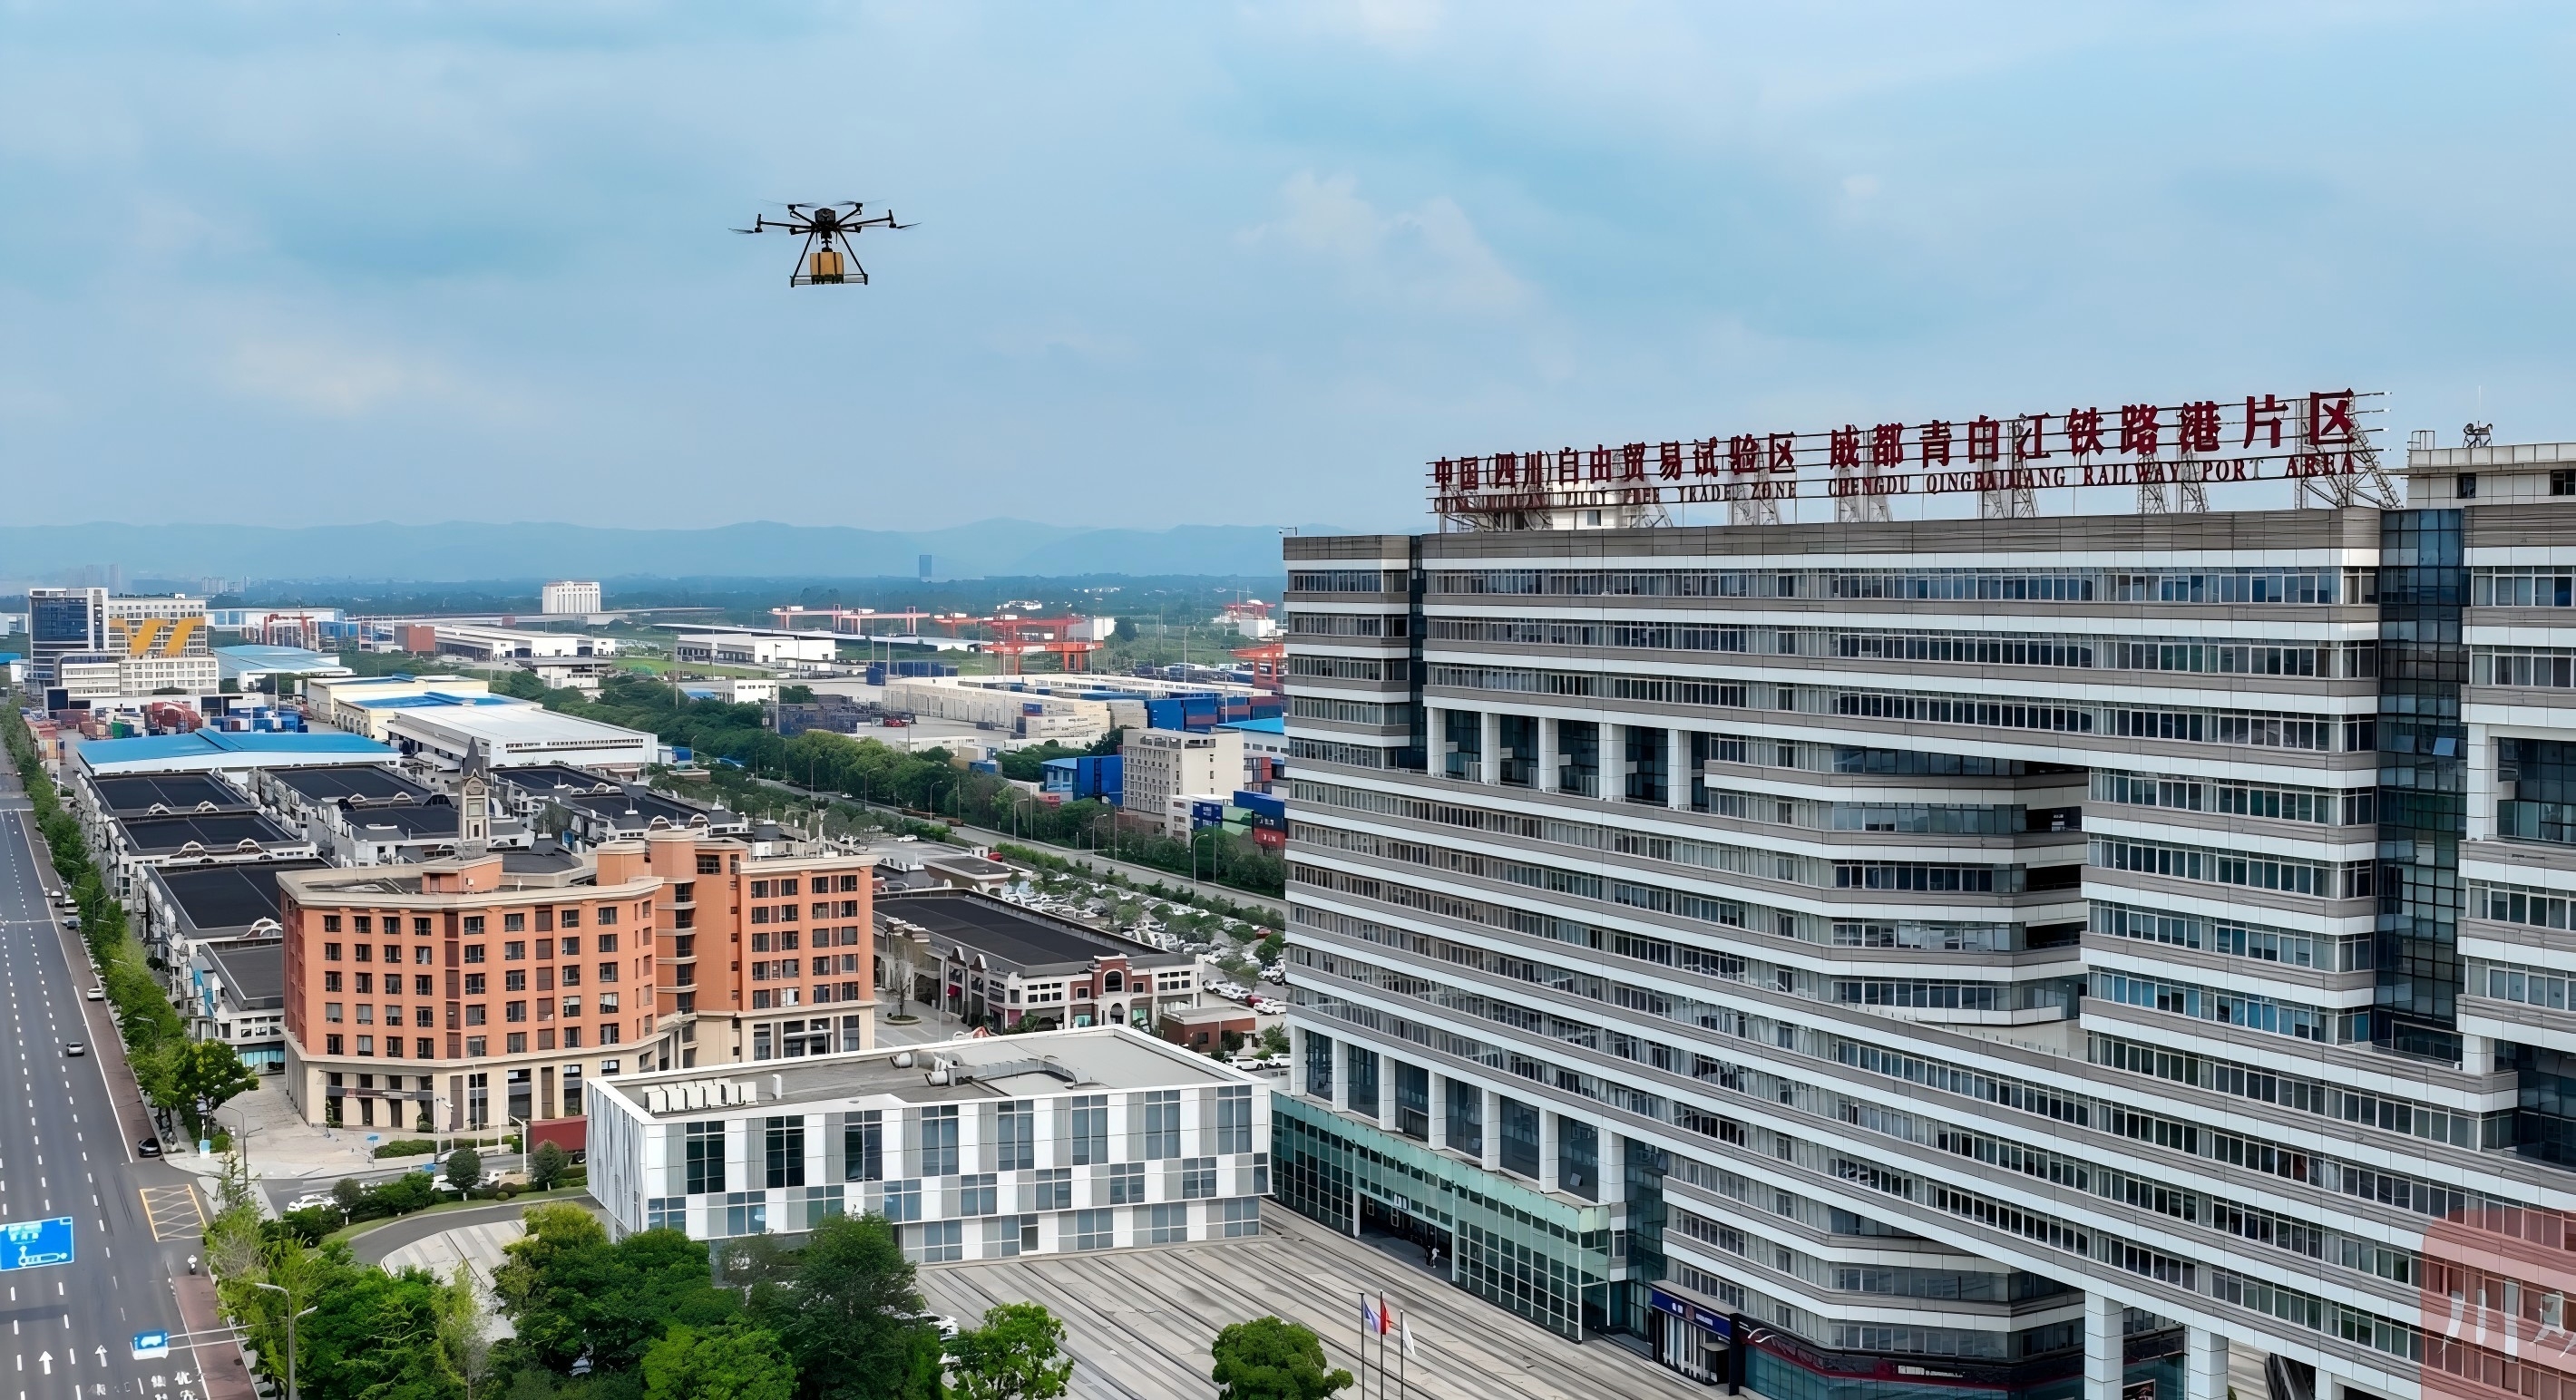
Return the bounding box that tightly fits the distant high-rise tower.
[541,580,602,617]
[918,554,933,581]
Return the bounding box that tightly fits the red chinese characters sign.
[1429,390,2379,517]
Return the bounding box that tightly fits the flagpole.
[1398,1312,1409,1400]
[1357,1292,1371,1400]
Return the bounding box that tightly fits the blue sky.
[2,2,2570,531]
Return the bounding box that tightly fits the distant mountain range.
[0,519,1363,584]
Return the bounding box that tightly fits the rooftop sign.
[1428,389,2384,518]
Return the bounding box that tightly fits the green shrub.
[374,1138,439,1159]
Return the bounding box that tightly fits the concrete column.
[1428,1074,1450,1150]
[1537,718,1559,793]
[1478,1088,1501,1172]
[1538,1111,1562,1192]
[1602,1131,1628,1204]
[1479,710,1501,785]
[2185,1329,2228,1400]
[1668,728,1691,809]
[2464,1034,2497,1075]
[2084,1292,2122,1400]
[1329,1043,1351,1113]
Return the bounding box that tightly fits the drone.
[734,201,912,287]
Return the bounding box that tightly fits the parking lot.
[916,1206,1703,1400]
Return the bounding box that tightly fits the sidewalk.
[172,1269,257,1400]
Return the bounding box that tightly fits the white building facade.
[541,581,603,617]
[1279,440,2576,1400]
[1120,728,1245,819]
[588,1027,1270,1262]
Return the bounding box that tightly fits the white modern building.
[541,581,604,617]
[380,695,657,774]
[671,627,839,671]
[587,1026,1269,1261]
[1278,416,2576,1400]
[433,625,618,664]
[305,675,495,739]
[1119,727,1245,819]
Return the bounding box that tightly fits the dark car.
[136,1138,161,1158]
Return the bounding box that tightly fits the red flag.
[1378,1292,1393,1336]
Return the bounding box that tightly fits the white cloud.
[218,329,513,420]
[1253,170,1528,315]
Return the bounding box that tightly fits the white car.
[285,1193,337,1213]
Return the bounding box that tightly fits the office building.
[873,888,1205,1032]
[585,1026,1270,1261]
[277,843,670,1130]
[541,580,604,617]
[25,587,104,685]
[1120,727,1245,821]
[1278,424,2576,1400]
[636,830,877,1065]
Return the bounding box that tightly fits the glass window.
[647,1197,684,1231]
[1180,1157,1218,1199]
[1215,1085,1253,1155]
[1066,1094,1107,1165]
[883,1179,922,1222]
[1140,1090,1182,1160]
[918,1105,960,1177]
[1106,1162,1147,1205]
[1220,1197,1261,1238]
[982,1214,1033,1258]
[995,1100,1035,1172]
[1031,1167,1072,1211]
[685,1121,727,1194]
[723,1191,766,1238]
[912,1220,962,1263]
[1145,1201,1189,1243]
[844,1111,883,1182]
[766,1115,806,1189]
[1071,1209,1116,1250]
[958,1173,998,1216]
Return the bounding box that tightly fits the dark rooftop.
[565,788,709,825]
[879,890,1187,972]
[342,802,471,839]
[153,859,328,933]
[496,764,627,796]
[205,943,285,1009]
[270,764,433,804]
[118,811,304,855]
[503,841,583,875]
[91,773,247,816]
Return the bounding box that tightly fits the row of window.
[1427,617,2376,678]
[319,1024,621,1057]
[2090,772,2375,826]
[320,935,617,963]
[1424,567,2369,604]
[1423,665,2376,753]
[318,905,636,934]
[2087,836,2375,899]
[323,994,624,1022]
[2090,900,2369,971]
[679,1092,1260,1194]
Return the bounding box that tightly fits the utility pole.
[251,1283,316,1400]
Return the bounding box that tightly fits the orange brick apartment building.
[277,831,878,1131]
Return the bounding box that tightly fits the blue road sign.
[131,1331,170,1360]
[0,1217,73,1270]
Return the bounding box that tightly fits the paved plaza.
[918,1208,1703,1400]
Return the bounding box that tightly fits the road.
[0,754,240,1400]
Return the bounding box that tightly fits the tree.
[1210,1317,1351,1400]
[529,1141,571,1191]
[747,1213,936,1400]
[446,1146,484,1194]
[141,1040,261,1141]
[494,1208,737,1375]
[948,1303,1071,1400]
[440,1261,500,1400]
[332,1175,368,1214]
[642,1321,795,1400]
[1257,1026,1290,1058]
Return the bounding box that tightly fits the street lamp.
[250,1282,317,1400]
